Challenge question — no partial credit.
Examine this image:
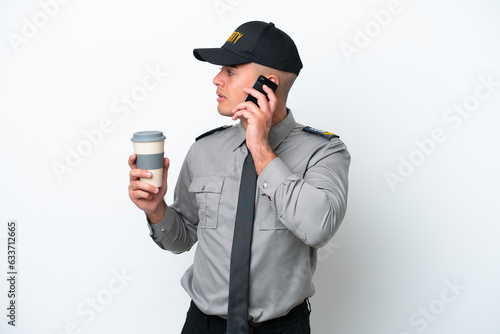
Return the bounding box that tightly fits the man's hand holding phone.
[232,75,279,174]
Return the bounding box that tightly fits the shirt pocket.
[188,176,224,229]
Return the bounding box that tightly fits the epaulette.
[302,126,339,139]
[195,125,232,141]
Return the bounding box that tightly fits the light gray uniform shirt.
[148,110,350,323]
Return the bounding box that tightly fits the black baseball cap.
[193,21,303,75]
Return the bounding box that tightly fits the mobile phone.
[244,75,278,106]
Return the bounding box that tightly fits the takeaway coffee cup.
[131,131,166,187]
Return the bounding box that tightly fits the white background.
[1,0,500,333]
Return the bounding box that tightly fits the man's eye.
[219,67,234,76]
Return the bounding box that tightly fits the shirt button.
[202,185,205,190]
[277,212,282,218]
[160,226,166,232]
[262,182,268,189]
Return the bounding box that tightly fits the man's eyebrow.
[228,65,239,69]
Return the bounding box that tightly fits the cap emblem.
[227,31,244,44]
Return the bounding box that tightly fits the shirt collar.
[231,109,297,151]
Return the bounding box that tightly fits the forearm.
[146,200,166,224]
[148,204,197,254]
[253,147,277,175]
[258,149,350,248]
[147,147,198,253]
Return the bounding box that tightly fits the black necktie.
[227,150,257,334]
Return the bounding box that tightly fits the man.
[128,21,350,334]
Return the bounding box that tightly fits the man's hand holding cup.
[128,131,169,223]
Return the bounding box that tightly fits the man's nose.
[213,71,224,86]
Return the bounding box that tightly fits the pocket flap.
[188,176,224,193]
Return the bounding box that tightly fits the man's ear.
[267,75,279,86]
